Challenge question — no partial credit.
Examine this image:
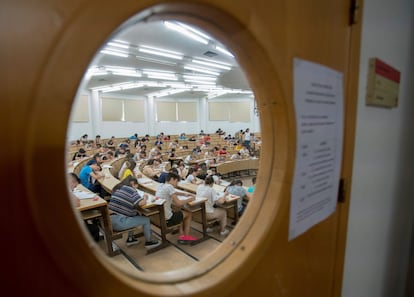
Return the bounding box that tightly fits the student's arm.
[138,194,148,207]
[171,192,195,207]
[90,171,104,180]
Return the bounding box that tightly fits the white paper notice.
[289,58,344,240]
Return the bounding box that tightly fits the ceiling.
[81,20,253,99]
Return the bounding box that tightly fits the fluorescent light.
[183,75,216,81]
[184,79,216,85]
[112,72,142,77]
[184,65,220,76]
[139,48,183,60]
[147,75,178,81]
[140,45,183,56]
[136,55,177,66]
[143,69,177,80]
[147,87,190,98]
[107,41,129,49]
[164,21,208,45]
[113,39,129,45]
[193,57,232,66]
[192,59,231,70]
[100,49,128,58]
[139,45,183,60]
[215,45,235,58]
[178,22,211,40]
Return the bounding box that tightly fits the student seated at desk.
[226,179,252,216]
[79,159,105,195]
[142,159,161,181]
[158,167,179,184]
[247,177,256,193]
[177,161,188,180]
[196,176,229,236]
[68,173,101,241]
[185,167,202,184]
[72,148,87,161]
[230,152,243,160]
[119,159,137,181]
[155,172,197,243]
[109,176,160,249]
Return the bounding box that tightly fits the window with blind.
[71,95,89,122]
[208,101,250,122]
[156,100,197,122]
[101,97,145,122]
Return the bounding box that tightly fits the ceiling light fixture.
[139,45,183,60]
[164,21,208,45]
[177,22,212,40]
[192,58,232,70]
[136,55,177,66]
[184,65,220,76]
[100,49,128,58]
[182,75,216,81]
[107,41,129,49]
[183,79,216,85]
[215,45,235,58]
[147,87,190,98]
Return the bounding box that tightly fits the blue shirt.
[79,166,93,190]
[227,185,247,211]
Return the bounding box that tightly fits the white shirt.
[155,183,176,220]
[196,184,218,213]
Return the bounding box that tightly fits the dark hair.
[188,167,196,175]
[68,172,80,184]
[204,175,214,185]
[126,159,136,170]
[87,159,97,166]
[112,176,138,192]
[170,167,179,175]
[166,172,180,182]
[252,177,257,184]
[229,179,243,186]
[79,148,86,154]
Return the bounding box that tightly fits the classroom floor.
[95,176,254,274]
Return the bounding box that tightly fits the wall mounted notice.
[366,57,400,108]
[289,58,344,241]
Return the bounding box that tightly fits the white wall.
[342,0,414,296]
[67,93,259,141]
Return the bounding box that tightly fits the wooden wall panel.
[1,0,362,296]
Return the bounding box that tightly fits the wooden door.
[2,0,361,296]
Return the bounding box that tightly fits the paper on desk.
[136,189,145,197]
[220,180,230,186]
[177,195,189,200]
[72,189,96,199]
[216,192,225,199]
[153,199,165,205]
[138,178,153,184]
[102,164,113,169]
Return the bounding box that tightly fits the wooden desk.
[137,177,159,195]
[98,167,120,194]
[76,194,118,256]
[181,196,210,245]
[217,194,241,224]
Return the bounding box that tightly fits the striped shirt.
[109,185,142,217]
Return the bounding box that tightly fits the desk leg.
[99,206,119,256]
[233,201,239,224]
[190,203,210,246]
[146,205,170,255]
